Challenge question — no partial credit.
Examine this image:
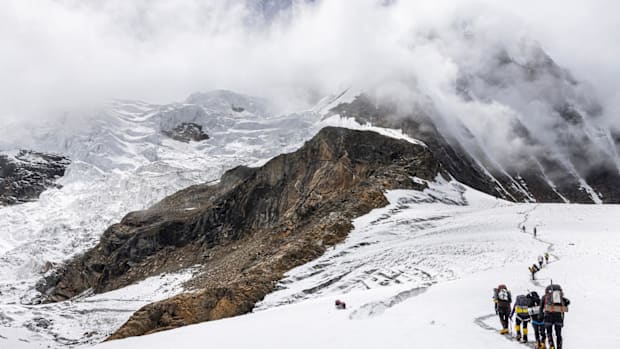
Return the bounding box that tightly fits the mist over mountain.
[2,0,618,124]
[1,1,619,348]
[3,1,618,175]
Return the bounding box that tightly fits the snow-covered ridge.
[320,114,427,147]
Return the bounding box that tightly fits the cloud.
[0,0,617,137]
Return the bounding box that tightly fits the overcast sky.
[0,0,618,123]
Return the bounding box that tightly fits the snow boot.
[523,328,528,342]
[500,328,509,335]
[515,324,521,340]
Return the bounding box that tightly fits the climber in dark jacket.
[529,264,540,280]
[527,291,546,349]
[540,285,570,349]
[538,255,544,269]
[493,284,512,334]
[510,293,533,342]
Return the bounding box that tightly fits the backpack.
[527,291,542,317]
[515,295,530,306]
[496,287,510,302]
[514,295,531,316]
[528,291,540,304]
[544,284,568,313]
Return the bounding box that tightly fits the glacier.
[0,90,331,348]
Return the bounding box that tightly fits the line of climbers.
[529,252,549,280]
[493,284,570,349]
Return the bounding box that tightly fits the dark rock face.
[0,150,70,206]
[330,95,620,203]
[330,96,521,200]
[38,127,441,338]
[162,123,210,143]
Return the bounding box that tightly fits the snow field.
[92,185,620,349]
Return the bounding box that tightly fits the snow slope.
[93,185,620,349]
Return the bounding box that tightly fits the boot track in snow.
[474,204,560,346]
[349,286,430,319]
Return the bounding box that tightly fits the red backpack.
[544,284,568,313]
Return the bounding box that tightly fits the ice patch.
[320,115,426,147]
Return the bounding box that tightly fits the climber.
[527,291,546,349]
[493,284,512,334]
[534,226,537,237]
[335,299,346,309]
[544,252,550,264]
[541,284,570,349]
[538,255,544,269]
[529,264,540,280]
[510,293,534,342]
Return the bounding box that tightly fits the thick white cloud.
[0,0,617,125]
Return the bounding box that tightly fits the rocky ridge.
[37,127,441,339]
[162,123,210,143]
[330,90,620,204]
[0,150,70,206]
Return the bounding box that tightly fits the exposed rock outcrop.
[0,150,70,206]
[162,123,210,143]
[38,127,442,338]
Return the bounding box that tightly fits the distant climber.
[510,293,534,342]
[538,255,544,268]
[541,284,570,349]
[335,299,346,309]
[527,291,546,349]
[534,226,537,237]
[544,252,550,264]
[529,264,540,280]
[522,225,526,233]
[493,284,512,334]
